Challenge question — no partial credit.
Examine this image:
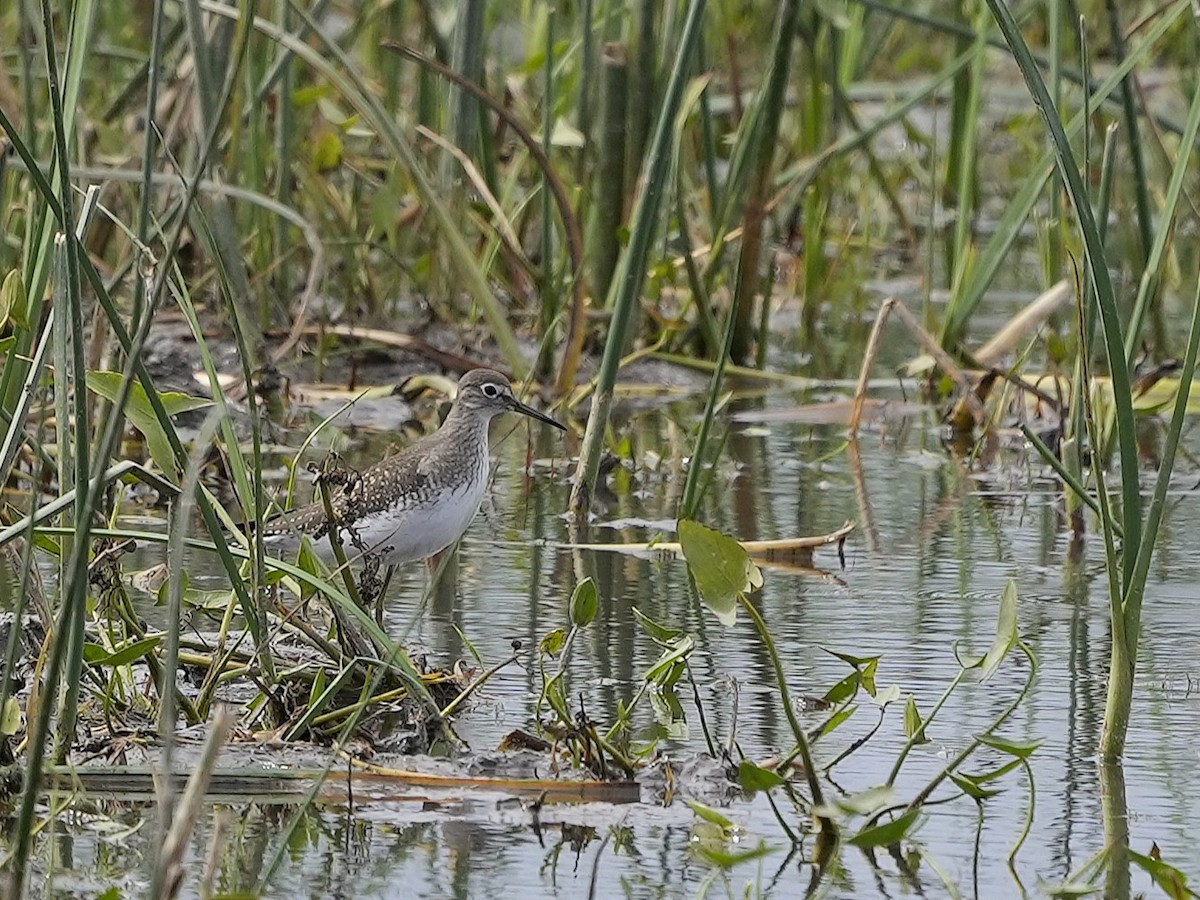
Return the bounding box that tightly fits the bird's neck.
[438,404,492,452]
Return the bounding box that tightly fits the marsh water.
[19,354,1200,898]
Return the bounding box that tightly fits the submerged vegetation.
[2,0,1200,896]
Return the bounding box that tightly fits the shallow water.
[13,385,1200,899]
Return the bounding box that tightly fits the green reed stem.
[737,593,828,822]
[587,42,628,307]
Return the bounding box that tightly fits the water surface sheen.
[30,399,1200,898]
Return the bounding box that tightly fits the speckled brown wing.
[259,440,434,539]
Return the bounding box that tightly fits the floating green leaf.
[964,757,1022,784]
[738,759,786,794]
[87,372,212,478]
[848,808,920,849]
[569,577,598,628]
[678,519,762,627]
[824,648,879,668]
[645,636,694,684]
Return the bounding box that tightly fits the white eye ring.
[481,383,500,398]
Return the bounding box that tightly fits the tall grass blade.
[568,0,708,518]
[985,0,1141,565]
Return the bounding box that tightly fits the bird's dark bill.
[512,399,565,430]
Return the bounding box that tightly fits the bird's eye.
[481,383,499,398]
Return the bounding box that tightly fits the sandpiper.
[260,368,565,565]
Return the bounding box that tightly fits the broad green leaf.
[835,785,896,816]
[632,606,683,643]
[539,628,567,657]
[87,372,211,478]
[0,269,28,328]
[873,684,901,706]
[156,567,187,607]
[296,538,327,601]
[860,657,878,696]
[977,733,1041,759]
[311,129,343,171]
[1128,849,1194,900]
[648,686,688,740]
[904,695,929,744]
[847,808,920,849]
[965,757,1022,785]
[678,519,762,627]
[823,648,880,669]
[568,577,598,628]
[542,673,571,720]
[950,771,1003,800]
[979,580,1019,681]
[645,636,694,683]
[2,696,22,735]
[83,635,162,667]
[738,759,786,794]
[686,799,734,830]
[182,589,235,611]
[814,704,857,739]
[822,670,860,704]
